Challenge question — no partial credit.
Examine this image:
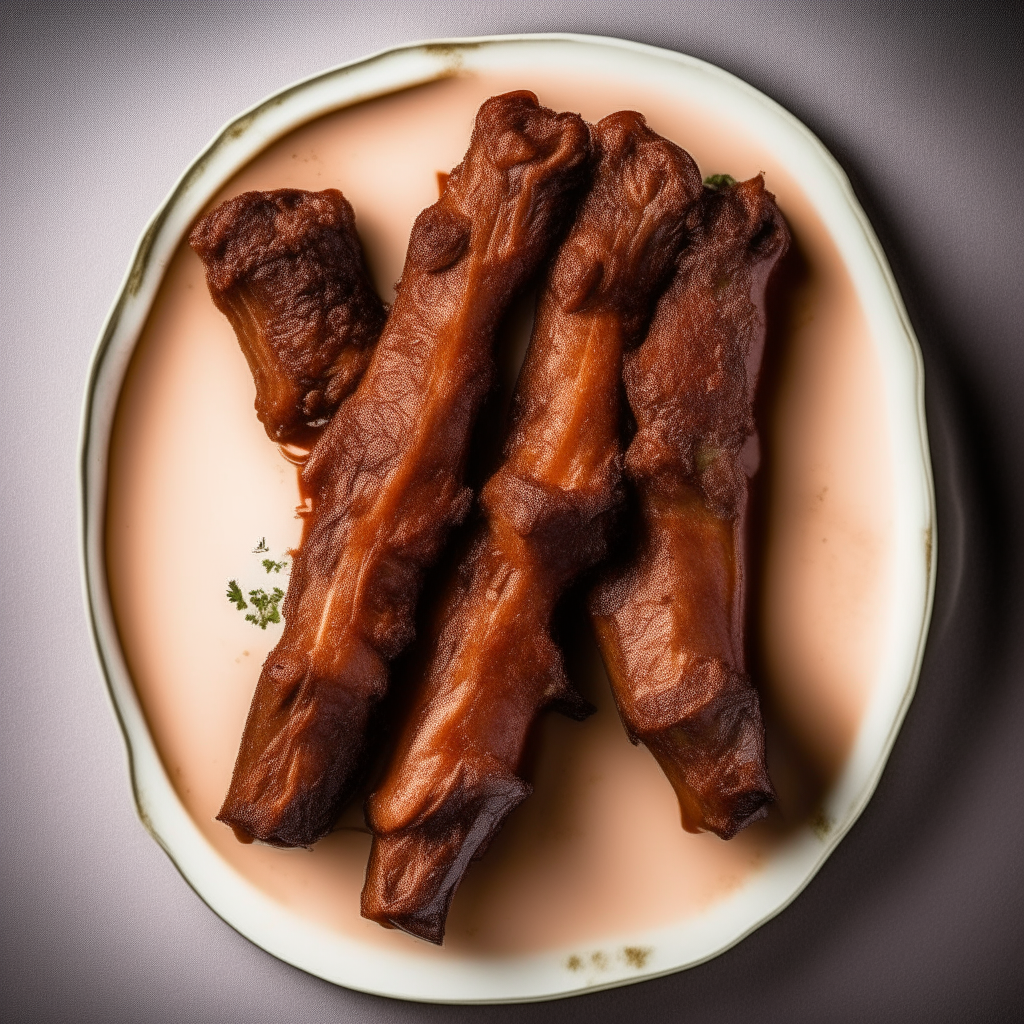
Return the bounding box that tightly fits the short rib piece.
[217,93,591,848]
[589,175,790,839]
[189,188,386,442]
[361,112,704,943]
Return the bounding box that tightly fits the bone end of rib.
[362,778,531,944]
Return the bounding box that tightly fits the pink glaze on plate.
[105,70,893,958]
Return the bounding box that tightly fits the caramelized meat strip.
[189,188,386,442]
[361,112,704,944]
[589,175,790,839]
[217,93,591,849]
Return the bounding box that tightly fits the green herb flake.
[704,173,737,190]
[244,586,285,630]
[228,540,290,628]
[226,580,248,610]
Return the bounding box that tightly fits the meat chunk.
[589,175,790,839]
[189,188,386,442]
[361,112,704,944]
[217,92,591,849]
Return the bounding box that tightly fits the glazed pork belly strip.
[190,188,386,442]
[217,92,591,848]
[589,175,790,839]
[361,112,704,944]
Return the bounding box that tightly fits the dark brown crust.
[189,188,386,442]
[361,112,704,944]
[216,93,591,849]
[589,176,790,840]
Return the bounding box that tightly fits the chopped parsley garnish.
[245,586,285,629]
[226,540,290,627]
[704,173,737,190]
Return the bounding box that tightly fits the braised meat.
[361,112,704,943]
[190,188,386,442]
[217,92,591,848]
[589,175,790,839]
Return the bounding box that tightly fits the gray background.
[2,1,1023,1020]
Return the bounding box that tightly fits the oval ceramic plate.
[80,34,935,1003]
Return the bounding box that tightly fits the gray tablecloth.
[3,2,1022,1021]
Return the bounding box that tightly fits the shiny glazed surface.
[218,92,591,848]
[591,175,790,839]
[362,111,704,943]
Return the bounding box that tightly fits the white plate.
[80,34,935,1003]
